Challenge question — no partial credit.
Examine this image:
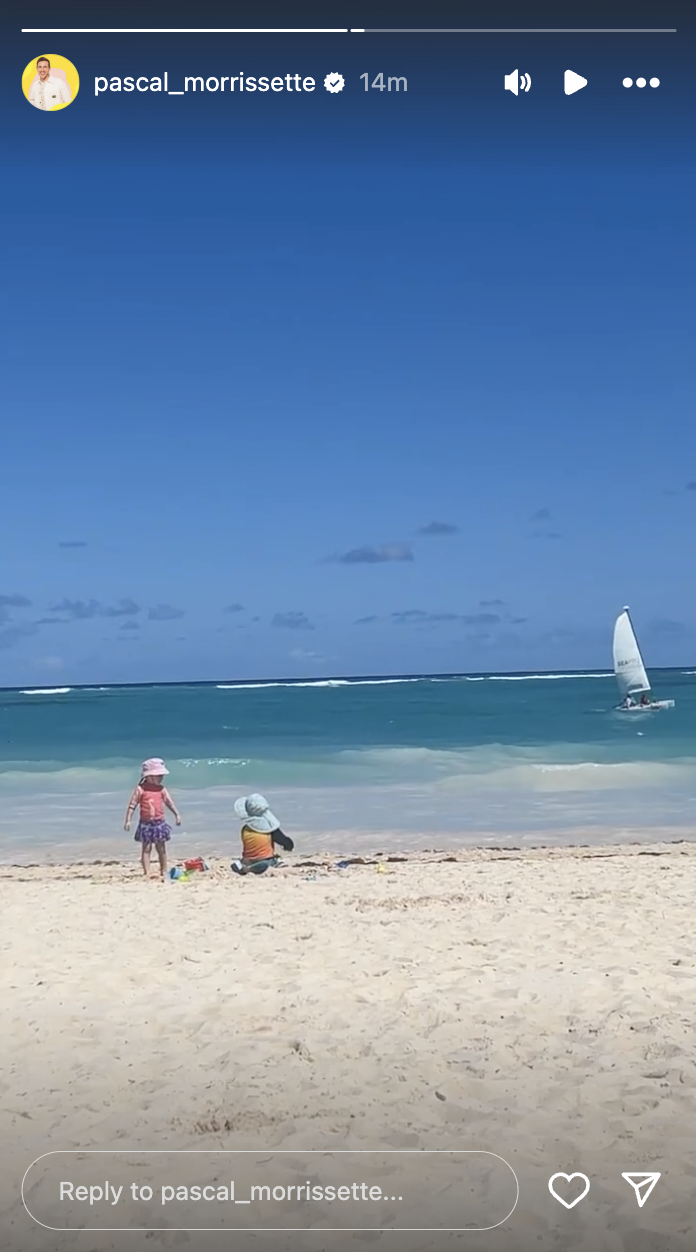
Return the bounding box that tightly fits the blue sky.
[2,2,693,684]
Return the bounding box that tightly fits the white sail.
[613,608,650,697]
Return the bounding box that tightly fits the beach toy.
[377,864,387,874]
[183,857,210,872]
[169,867,190,881]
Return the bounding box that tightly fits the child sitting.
[232,794,294,875]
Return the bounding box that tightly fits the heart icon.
[548,1172,591,1209]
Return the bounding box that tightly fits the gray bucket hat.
[234,793,279,834]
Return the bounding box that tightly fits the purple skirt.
[135,819,171,846]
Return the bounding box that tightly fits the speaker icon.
[505,69,531,95]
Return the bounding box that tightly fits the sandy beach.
[3,842,696,1251]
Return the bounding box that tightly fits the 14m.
[360,73,408,91]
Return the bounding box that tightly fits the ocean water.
[1,670,695,862]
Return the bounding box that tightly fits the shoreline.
[2,837,695,876]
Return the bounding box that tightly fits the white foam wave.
[216,677,424,690]
[337,744,696,793]
[20,687,72,695]
[281,680,351,688]
[486,673,613,682]
[328,678,423,687]
[444,758,693,792]
[0,745,693,802]
[0,764,136,790]
[179,758,249,768]
[214,673,618,690]
[216,680,351,689]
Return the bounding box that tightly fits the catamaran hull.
[615,700,675,712]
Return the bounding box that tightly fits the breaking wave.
[216,677,426,690]
[19,687,73,695]
[336,744,696,792]
[1,740,692,796]
[486,673,613,681]
[215,673,616,690]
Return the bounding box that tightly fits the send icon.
[621,1172,661,1208]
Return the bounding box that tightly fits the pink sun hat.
[141,757,169,776]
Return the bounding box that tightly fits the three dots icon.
[623,77,660,88]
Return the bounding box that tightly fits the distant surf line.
[9,668,688,697]
[216,673,615,690]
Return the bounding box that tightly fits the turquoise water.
[1,669,694,860]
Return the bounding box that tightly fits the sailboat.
[612,607,675,711]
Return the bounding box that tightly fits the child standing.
[124,757,181,879]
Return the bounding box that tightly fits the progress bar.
[21,28,366,34]
[21,27,676,34]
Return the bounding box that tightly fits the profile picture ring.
[23,54,79,111]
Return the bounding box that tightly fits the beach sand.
[3,843,696,1251]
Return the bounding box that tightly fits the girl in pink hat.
[124,758,181,879]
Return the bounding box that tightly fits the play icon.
[621,1172,661,1208]
[564,70,588,95]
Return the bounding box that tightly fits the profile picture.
[22,54,79,111]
